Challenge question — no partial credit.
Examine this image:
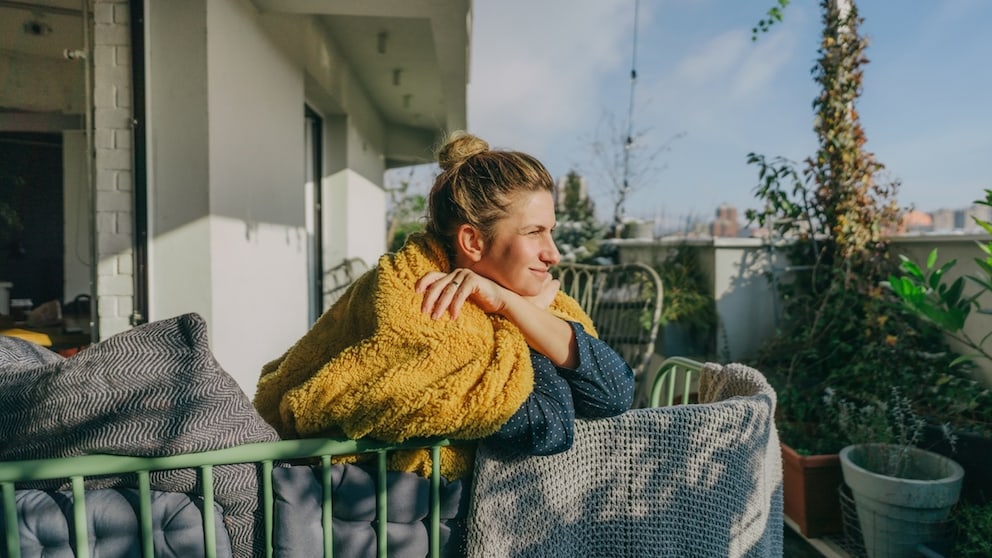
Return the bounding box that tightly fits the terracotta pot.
[781,442,843,538]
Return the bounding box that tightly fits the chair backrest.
[553,262,663,379]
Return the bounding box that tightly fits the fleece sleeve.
[482,321,635,455]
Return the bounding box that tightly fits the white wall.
[615,235,992,388]
[709,238,779,361]
[208,216,309,391]
[614,238,780,362]
[146,0,212,326]
[204,0,311,393]
[0,51,85,114]
[144,0,392,395]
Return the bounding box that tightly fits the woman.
[254,132,633,479]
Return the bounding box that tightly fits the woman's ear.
[456,224,485,263]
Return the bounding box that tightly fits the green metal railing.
[0,437,457,558]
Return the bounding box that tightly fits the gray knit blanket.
[0,313,280,558]
[465,362,783,558]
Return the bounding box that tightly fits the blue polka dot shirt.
[484,321,635,455]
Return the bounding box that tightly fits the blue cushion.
[7,488,231,558]
[270,464,468,558]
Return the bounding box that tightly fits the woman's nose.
[543,235,561,266]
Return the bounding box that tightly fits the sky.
[462,0,992,228]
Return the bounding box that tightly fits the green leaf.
[926,248,938,269]
[974,258,992,278]
[949,354,977,368]
[968,275,992,293]
[935,258,957,277]
[944,277,965,306]
[886,276,910,297]
[900,260,925,281]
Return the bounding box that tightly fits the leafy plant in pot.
[886,188,992,507]
[885,191,992,367]
[827,387,964,558]
[654,244,716,359]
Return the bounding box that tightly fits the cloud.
[468,0,634,156]
[641,21,803,144]
[729,29,796,100]
[672,29,745,85]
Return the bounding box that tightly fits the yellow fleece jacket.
[254,232,595,479]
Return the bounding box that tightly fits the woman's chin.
[514,281,545,297]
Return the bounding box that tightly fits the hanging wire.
[617,0,640,233]
[625,0,640,146]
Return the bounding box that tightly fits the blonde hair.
[426,131,554,259]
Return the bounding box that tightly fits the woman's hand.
[418,269,575,366]
[416,270,561,320]
[415,269,508,320]
[523,277,560,310]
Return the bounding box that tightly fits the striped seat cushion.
[0,313,280,558]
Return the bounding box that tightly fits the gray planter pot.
[839,444,964,558]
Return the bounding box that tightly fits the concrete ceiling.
[254,0,470,136]
[0,1,86,61]
[0,0,470,146]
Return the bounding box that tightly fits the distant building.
[954,209,968,230]
[930,208,957,232]
[899,210,934,234]
[965,204,992,231]
[710,204,740,237]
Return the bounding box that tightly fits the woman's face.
[471,190,561,296]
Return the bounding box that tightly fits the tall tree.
[553,171,604,263]
[746,0,935,454]
[585,114,683,238]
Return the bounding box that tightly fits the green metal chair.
[649,355,703,407]
[553,262,664,382]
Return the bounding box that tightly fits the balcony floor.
[784,517,854,558]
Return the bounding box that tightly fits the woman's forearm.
[498,292,578,368]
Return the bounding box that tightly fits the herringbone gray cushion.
[0,313,280,558]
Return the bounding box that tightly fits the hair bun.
[437,131,489,171]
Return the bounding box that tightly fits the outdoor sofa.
[0,313,782,557]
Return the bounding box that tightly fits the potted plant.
[653,244,716,359]
[827,387,964,557]
[887,189,992,366]
[886,187,992,513]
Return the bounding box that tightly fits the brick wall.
[92,0,134,338]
